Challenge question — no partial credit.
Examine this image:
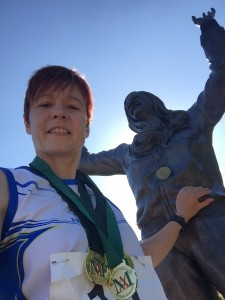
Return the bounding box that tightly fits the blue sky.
[1,0,225,236]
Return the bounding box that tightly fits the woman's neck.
[35,152,80,179]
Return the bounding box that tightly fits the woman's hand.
[141,186,214,267]
[176,186,214,223]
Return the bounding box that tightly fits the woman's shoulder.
[0,169,9,239]
[3,166,46,182]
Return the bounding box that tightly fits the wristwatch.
[169,215,186,228]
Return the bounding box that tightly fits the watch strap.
[169,214,186,228]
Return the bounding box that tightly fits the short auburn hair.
[24,65,94,125]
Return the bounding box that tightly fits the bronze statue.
[80,9,225,299]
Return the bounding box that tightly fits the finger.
[182,186,209,193]
[180,185,203,190]
[192,16,197,23]
[195,188,211,198]
[180,187,211,201]
[189,186,210,192]
[178,186,206,195]
[195,187,210,193]
[199,197,214,208]
[211,8,216,15]
[198,194,211,202]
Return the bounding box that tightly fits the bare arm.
[141,186,214,268]
[0,170,9,240]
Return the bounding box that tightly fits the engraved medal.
[108,260,137,299]
[84,250,110,285]
[124,253,134,269]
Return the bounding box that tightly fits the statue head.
[124,91,171,133]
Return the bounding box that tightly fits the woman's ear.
[24,115,31,135]
[85,124,90,138]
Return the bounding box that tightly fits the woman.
[0,65,213,299]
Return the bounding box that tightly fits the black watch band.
[169,215,186,228]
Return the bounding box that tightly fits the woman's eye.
[39,103,50,107]
[68,105,79,110]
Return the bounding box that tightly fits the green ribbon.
[29,156,124,268]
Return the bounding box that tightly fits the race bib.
[49,252,166,300]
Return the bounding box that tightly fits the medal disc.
[108,260,137,300]
[124,253,134,269]
[156,166,171,180]
[84,250,110,285]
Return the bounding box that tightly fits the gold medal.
[84,250,110,285]
[156,166,171,180]
[124,253,134,269]
[108,260,137,300]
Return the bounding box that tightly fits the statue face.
[125,92,156,122]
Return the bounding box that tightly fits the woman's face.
[24,85,90,160]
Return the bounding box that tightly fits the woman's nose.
[51,107,68,119]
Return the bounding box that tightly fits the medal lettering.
[111,269,134,295]
[84,251,110,285]
[108,261,137,300]
[88,259,108,277]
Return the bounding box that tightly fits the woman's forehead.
[36,83,84,100]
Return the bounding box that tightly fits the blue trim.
[16,166,78,185]
[16,166,47,180]
[63,178,78,185]
[0,168,18,240]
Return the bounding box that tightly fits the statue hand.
[192,8,216,27]
[176,186,214,223]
